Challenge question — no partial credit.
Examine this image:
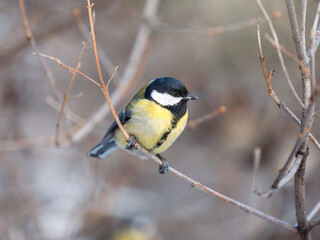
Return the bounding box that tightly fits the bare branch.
[70,0,158,143]
[252,147,262,195]
[308,217,320,231]
[55,33,91,146]
[133,143,297,232]
[300,0,308,59]
[285,3,316,239]
[307,201,320,222]
[155,11,282,36]
[265,34,311,81]
[295,155,309,239]
[307,24,320,58]
[87,0,129,141]
[82,2,296,233]
[257,0,305,108]
[32,52,101,87]
[253,148,303,198]
[73,7,120,83]
[45,96,85,125]
[18,0,31,40]
[188,106,226,129]
[270,107,313,194]
[285,0,308,63]
[310,3,320,89]
[257,21,315,197]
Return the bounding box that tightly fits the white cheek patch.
[151,90,183,106]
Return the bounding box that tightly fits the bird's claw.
[126,136,137,150]
[157,154,169,174]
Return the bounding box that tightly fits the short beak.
[185,92,198,100]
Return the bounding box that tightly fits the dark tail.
[87,140,118,159]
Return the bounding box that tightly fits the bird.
[87,77,198,174]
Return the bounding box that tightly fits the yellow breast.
[114,99,188,154]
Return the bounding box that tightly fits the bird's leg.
[156,154,169,174]
[125,136,137,150]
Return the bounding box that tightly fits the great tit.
[87,77,198,174]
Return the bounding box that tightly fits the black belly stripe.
[151,117,178,150]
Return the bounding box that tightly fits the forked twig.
[70,0,157,143]
[55,33,92,146]
[68,0,298,233]
[257,22,308,197]
[264,34,320,151]
[257,0,305,108]
[32,53,101,87]
[87,0,129,141]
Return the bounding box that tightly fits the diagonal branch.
[188,106,226,129]
[308,217,320,231]
[70,0,158,143]
[263,34,320,151]
[55,33,91,146]
[155,11,282,36]
[257,0,305,108]
[87,0,129,141]
[256,21,312,197]
[135,143,297,232]
[81,1,298,233]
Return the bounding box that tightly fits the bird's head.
[145,77,198,107]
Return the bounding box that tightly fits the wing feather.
[101,110,132,144]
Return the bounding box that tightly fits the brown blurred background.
[1,0,320,239]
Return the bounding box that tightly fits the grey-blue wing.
[87,109,132,159]
[101,109,132,144]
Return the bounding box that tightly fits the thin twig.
[308,217,320,231]
[70,0,158,143]
[264,34,320,151]
[19,0,31,40]
[257,21,310,197]
[82,1,297,233]
[265,34,311,81]
[19,0,64,101]
[134,143,297,232]
[285,0,308,63]
[155,11,282,36]
[257,0,305,108]
[310,3,320,89]
[33,52,101,87]
[295,156,309,239]
[307,23,320,58]
[286,2,315,239]
[307,201,320,222]
[253,147,262,195]
[269,112,312,194]
[55,34,91,146]
[45,96,86,125]
[257,23,280,105]
[73,7,120,83]
[19,2,91,132]
[252,147,303,198]
[87,0,129,141]
[301,0,308,61]
[188,106,226,129]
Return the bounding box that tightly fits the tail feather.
[87,140,118,159]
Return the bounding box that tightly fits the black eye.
[173,91,179,97]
